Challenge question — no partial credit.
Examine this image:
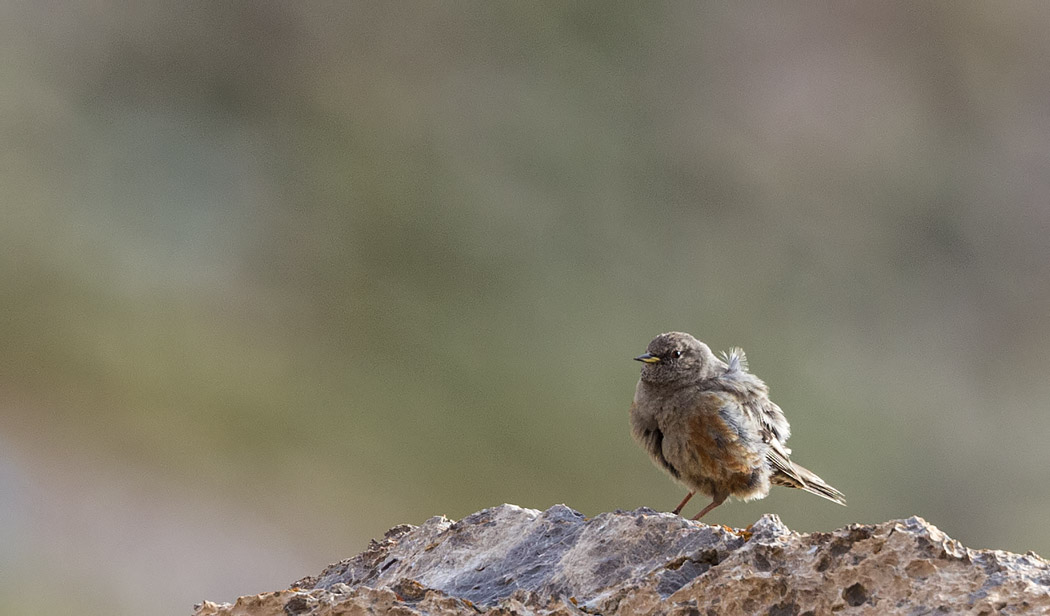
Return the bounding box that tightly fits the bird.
[629,331,846,520]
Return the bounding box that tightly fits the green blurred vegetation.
[3,2,1050,615]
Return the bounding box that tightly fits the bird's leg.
[672,491,695,515]
[692,494,728,520]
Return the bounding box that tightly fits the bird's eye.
[672,349,683,359]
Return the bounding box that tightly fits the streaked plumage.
[630,331,845,520]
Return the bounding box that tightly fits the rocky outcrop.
[194,504,1050,615]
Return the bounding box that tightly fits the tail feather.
[771,461,847,506]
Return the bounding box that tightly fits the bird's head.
[634,331,720,385]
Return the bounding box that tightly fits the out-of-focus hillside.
[2,3,1050,615]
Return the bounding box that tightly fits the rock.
[194,504,1050,616]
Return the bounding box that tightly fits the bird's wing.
[756,399,806,486]
[761,401,847,506]
[766,438,805,488]
[758,399,791,444]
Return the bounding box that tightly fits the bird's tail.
[773,461,847,506]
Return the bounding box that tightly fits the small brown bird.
[630,332,846,520]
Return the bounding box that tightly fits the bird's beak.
[634,353,660,364]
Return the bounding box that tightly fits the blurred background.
[3,2,1050,614]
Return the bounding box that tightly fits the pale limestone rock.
[195,504,1050,616]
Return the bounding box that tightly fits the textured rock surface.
[195,504,1050,615]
